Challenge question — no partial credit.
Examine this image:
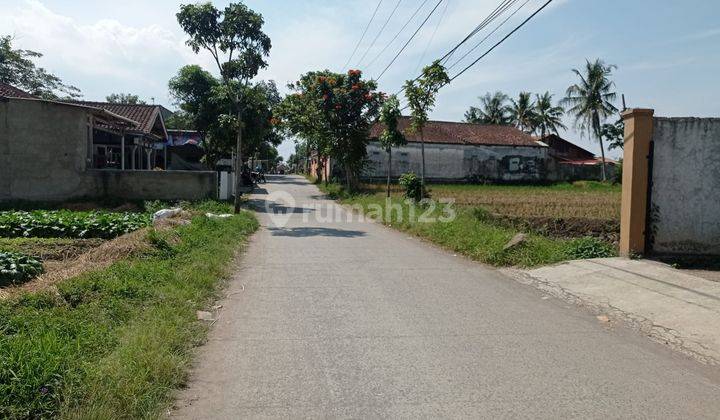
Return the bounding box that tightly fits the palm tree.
[464,91,510,125]
[508,92,537,133]
[562,59,618,181]
[533,92,566,139]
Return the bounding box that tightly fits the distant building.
[167,129,207,171]
[366,117,548,182]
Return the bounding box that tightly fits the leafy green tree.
[168,65,281,169]
[105,93,146,104]
[378,95,406,197]
[533,92,566,139]
[0,35,80,99]
[602,118,625,150]
[278,70,381,190]
[404,60,449,189]
[464,91,510,125]
[508,91,537,133]
[276,73,334,184]
[562,59,618,181]
[177,2,271,212]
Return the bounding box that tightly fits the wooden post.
[131,145,137,170]
[121,134,125,170]
[619,108,655,256]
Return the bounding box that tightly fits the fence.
[620,109,720,256]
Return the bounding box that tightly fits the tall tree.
[508,91,537,133]
[533,92,566,139]
[602,118,625,150]
[277,70,381,190]
[106,93,146,104]
[177,2,271,212]
[378,95,406,198]
[404,60,449,190]
[464,91,510,125]
[0,35,80,99]
[562,59,618,181]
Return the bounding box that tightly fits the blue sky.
[2,0,719,159]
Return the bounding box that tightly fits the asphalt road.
[173,175,720,419]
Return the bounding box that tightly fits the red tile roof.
[370,117,542,147]
[0,82,37,99]
[67,101,166,137]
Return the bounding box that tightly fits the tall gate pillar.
[619,108,654,256]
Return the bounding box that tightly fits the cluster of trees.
[464,59,623,180]
[0,35,80,99]
[172,2,280,212]
[275,69,383,189]
[277,60,449,196]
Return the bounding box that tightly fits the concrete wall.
[650,117,720,255]
[0,98,217,202]
[89,170,217,201]
[1,98,90,201]
[364,141,549,182]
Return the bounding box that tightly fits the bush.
[566,237,617,259]
[0,252,44,286]
[399,172,427,202]
[0,210,150,239]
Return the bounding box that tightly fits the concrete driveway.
[173,175,720,419]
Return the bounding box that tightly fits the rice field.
[361,181,622,221]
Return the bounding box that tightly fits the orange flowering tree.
[278,69,382,189]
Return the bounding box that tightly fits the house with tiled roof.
[1,83,217,201]
[361,117,549,182]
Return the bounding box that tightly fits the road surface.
[173,175,720,418]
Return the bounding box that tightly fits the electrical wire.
[365,0,431,70]
[342,0,384,71]
[413,0,451,75]
[446,0,530,70]
[376,0,445,82]
[448,0,553,83]
[356,0,403,69]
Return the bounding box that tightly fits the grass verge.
[319,183,616,268]
[0,203,258,419]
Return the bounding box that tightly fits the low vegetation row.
[0,210,150,240]
[318,178,618,268]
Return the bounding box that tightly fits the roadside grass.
[0,203,258,419]
[319,183,616,268]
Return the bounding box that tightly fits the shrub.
[399,172,427,202]
[566,237,617,259]
[0,252,44,286]
[0,211,150,239]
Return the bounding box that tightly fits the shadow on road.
[267,227,366,238]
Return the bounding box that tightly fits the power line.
[446,0,530,70]
[399,0,553,110]
[438,0,518,64]
[356,0,403,68]
[448,0,554,82]
[365,0,431,71]
[395,0,520,95]
[413,0,451,75]
[342,0,384,71]
[376,0,445,82]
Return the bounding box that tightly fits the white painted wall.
[364,141,549,182]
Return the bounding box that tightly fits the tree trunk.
[345,162,352,191]
[233,109,243,214]
[420,129,426,190]
[597,129,608,182]
[386,147,392,198]
[593,113,607,182]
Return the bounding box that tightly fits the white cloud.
[0,0,214,104]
